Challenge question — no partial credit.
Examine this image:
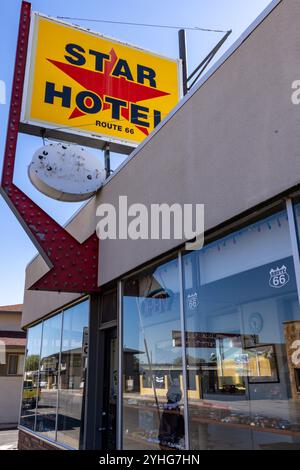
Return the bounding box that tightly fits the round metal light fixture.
[28,142,106,202]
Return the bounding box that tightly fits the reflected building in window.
[20,300,89,449]
[182,209,300,450]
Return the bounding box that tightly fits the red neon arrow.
[0,1,100,293]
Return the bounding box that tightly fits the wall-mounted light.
[28,142,106,202]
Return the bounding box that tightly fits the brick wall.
[18,429,62,450]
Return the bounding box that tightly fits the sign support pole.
[186,29,232,91]
[104,144,111,179]
[178,29,188,96]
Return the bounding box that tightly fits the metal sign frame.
[20,12,183,154]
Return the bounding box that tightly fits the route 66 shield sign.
[269,265,290,288]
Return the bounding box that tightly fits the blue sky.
[0,0,272,306]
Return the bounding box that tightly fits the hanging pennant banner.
[21,13,182,151]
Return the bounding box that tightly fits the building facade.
[18,0,300,450]
[0,304,26,428]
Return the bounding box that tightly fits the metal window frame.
[99,288,118,326]
[34,321,44,432]
[20,297,90,448]
[286,198,300,303]
[55,311,64,442]
[36,311,63,442]
[117,280,123,450]
[118,254,190,450]
[82,293,100,450]
[178,251,190,449]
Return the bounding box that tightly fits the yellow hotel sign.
[22,14,182,148]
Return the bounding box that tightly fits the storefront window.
[20,299,89,449]
[35,313,62,440]
[20,323,43,430]
[122,257,186,450]
[182,209,300,449]
[56,301,89,449]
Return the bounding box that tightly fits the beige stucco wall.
[22,254,80,327]
[0,376,23,425]
[0,312,22,332]
[0,313,25,425]
[97,0,299,286]
[22,0,300,327]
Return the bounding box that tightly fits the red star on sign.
[47,48,169,136]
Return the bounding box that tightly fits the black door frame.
[83,292,118,450]
[101,326,118,450]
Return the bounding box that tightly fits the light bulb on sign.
[28,142,106,202]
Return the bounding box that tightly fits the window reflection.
[57,301,89,449]
[183,209,300,450]
[20,323,43,430]
[122,258,186,450]
[20,299,89,449]
[36,313,62,439]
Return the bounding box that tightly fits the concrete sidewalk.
[0,429,18,450]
